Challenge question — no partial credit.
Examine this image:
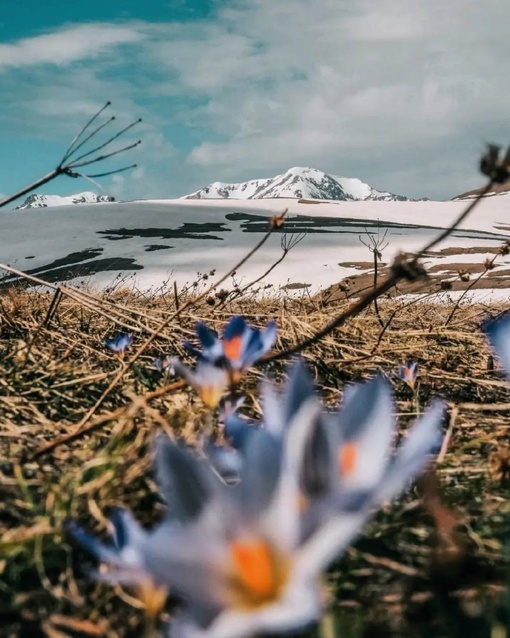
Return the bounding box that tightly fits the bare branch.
[66,140,142,169]
[60,101,111,164]
[61,116,116,165]
[66,118,142,166]
[0,102,141,209]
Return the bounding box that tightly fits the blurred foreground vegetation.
[1,285,509,637]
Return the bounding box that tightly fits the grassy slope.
[0,286,509,637]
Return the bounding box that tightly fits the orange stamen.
[230,538,275,599]
[224,335,243,363]
[338,442,357,477]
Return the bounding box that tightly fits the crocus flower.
[146,416,324,638]
[184,316,277,383]
[204,364,316,483]
[171,358,229,409]
[398,361,419,389]
[68,508,167,617]
[482,310,510,379]
[104,332,134,358]
[295,375,445,565]
[159,381,443,638]
[154,355,175,375]
[69,361,444,638]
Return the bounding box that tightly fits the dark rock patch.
[145,244,174,252]
[97,222,230,242]
[1,256,143,288]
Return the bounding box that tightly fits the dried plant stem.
[268,180,495,361]
[0,169,63,209]
[444,252,501,327]
[0,102,140,209]
[30,216,283,458]
[372,246,384,328]
[417,180,494,256]
[30,380,186,459]
[267,273,398,362]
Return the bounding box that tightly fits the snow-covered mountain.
[16,192,115,209]
[184,167,411,201]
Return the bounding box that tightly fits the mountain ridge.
[184,166,414,201]
[16,191,115,209]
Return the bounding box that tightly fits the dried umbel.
[479,144,510,184]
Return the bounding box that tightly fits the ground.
[0,284,509,637]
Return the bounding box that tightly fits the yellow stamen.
[137,580,168,618]
[198,384,225,409]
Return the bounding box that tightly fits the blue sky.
[1,0,509,202]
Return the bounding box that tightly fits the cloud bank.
[1,1,509,200]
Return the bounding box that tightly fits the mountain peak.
[15,191,115,209]
[184,168,411,201]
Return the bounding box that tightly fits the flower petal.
[483,311,510,378]
[336,375,395,492]
[153,437,215,522]
[375,399,445,504]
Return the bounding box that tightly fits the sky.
[0,0,509,203]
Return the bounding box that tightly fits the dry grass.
[1,284,510,637]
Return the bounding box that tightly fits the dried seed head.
[484,258,495,270]
[391,253,427,282]
[457,269,470,282]
[480,144,510,184]
[498,240,510,256]
[216,289,229,301]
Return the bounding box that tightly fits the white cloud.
[0,23,145,70]
[3,2,510,200]
[154,0,510,198]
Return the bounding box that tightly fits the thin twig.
[0,102,141,209]
[67,140,142,169]
[67,119,142,166]
[61,116,116,165]
[267,179,496,361]
[30,214,284,458]
[60,101,112,164]
[443,249,502,327]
